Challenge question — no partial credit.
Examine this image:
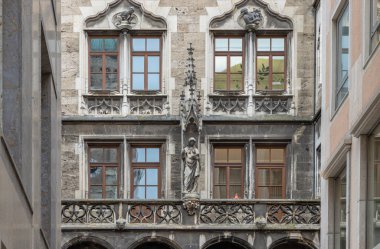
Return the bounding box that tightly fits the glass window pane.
[257,148,270,163]
[148,56,160,73]
[214,167,226,184]
[215,38,228,51]
[257,187,269,199]
[229,38,242,51]
[106,56,118,73]
[146,148,160,162]
[229,185,242,198]
[230,56,242,73]
[214,186,226,199]
[90,74,103,90]
[132,56,144,73]
[257,169,270,186]
[272,74,285,90]
[272,38,285,51]
[337,6,349,100]
[106,168,118,185]
[257,38,270,51]
[214,148,228,163]
[132,38,145,51]
[146,186,158,199]
[90,148,103,163]
[134,169,146,185]
[133,148,145,162]
[257,74,269,91]
[271,148,284,163]
[104,148,117,162]
[104,38,117,52]
[215,56,227,72]
[105,186,117,199]
[90,56,102,73]
[134,186,145,199]
[90,167,103,185]
[257,56,269,73]
[90,38,103,51]
[230,74,243,90]
[271,169,283,185]
[146,168,158,185]
[148,74,160,90]
[230,168,242,184]
[215,74,227,90]
[147,38,160,51]
[132,74,144,90]
[89,186,103,199]
[106,74,118,90]
[228,148,242,163]
[273,56,285,73]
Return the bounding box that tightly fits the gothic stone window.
[214,37,244,91]
[256,36,287,92]
[213,146,245,199]
[131,36,161,91]
[131,145,161,199]
[370,0,380,52]
[88,36,119,92]
[88,144,121,199]
[335,4,349,109]
[255,146,286,199]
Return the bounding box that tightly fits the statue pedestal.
[182,193,200,216]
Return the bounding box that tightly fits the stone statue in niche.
[241,7,263,30]
[112,7,138,30]
[182,137,200,194]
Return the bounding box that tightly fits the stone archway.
[128,236,181,249]
[133,242,177,249]
[269,239,317,249]
[202,236,253,249]
[62,236,114,249]
[66,241,108,249]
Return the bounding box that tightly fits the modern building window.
[255,146,285,199]
[88,36,119,91]
[334,167,347,249]
[256,36,286,92]
[213,146,244,199]
[370,0,380,52]
[335,5,349,108]
[131,37,161,91]
[367,127,380,249]
[88,144,120,199]
[214,37,244,91]
[131,145,161,199]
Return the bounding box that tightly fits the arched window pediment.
[84,0,167,31]
[209,0,293,31]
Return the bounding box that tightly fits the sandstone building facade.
[0,0,61,248]
[60,0,320,249]
[319,0,380,248]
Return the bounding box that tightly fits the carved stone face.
[188,138,196,147]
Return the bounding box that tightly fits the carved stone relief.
[128,95,168,115]
[83,96,122,115]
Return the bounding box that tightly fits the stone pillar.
[122,30,129,115]
[247,31,254,116]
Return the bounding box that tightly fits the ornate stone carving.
[209,95,248,115]
[129,95,168,115]
[180,44,202,131]
[182,137,200,194]
[254,215,267,229]
[200,204,255,224]
[84,96,122,115]
[61,204,115,224]
[183,196,200,216]
[112,7,138,30]
[241,7,263,30]
[254,96,292,114]
[267,204,320,224]
[128,204,181,224]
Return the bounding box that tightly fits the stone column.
[122,30,129,115]
[247,31,254,116]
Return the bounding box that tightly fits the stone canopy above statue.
[85,0,167,30]
[210,0,293,31]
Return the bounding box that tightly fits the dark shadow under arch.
[202,236,253,249]
[62,236,114,249]
[269,238,317,249]
[129,236,181,249]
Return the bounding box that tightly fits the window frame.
[88,35,120,93]
[87,143,121,199]
[334,167,347,249]
[255,35,287,93]
[213,35,245,92]
[212,145,245,199]
[335,3,349,109]
[370,0,380,52]
[130,35,162,92]
[255,146,286,199]
[130,144,162,199]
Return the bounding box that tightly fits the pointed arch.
[62,236,114,249]
[202,236,254,249]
